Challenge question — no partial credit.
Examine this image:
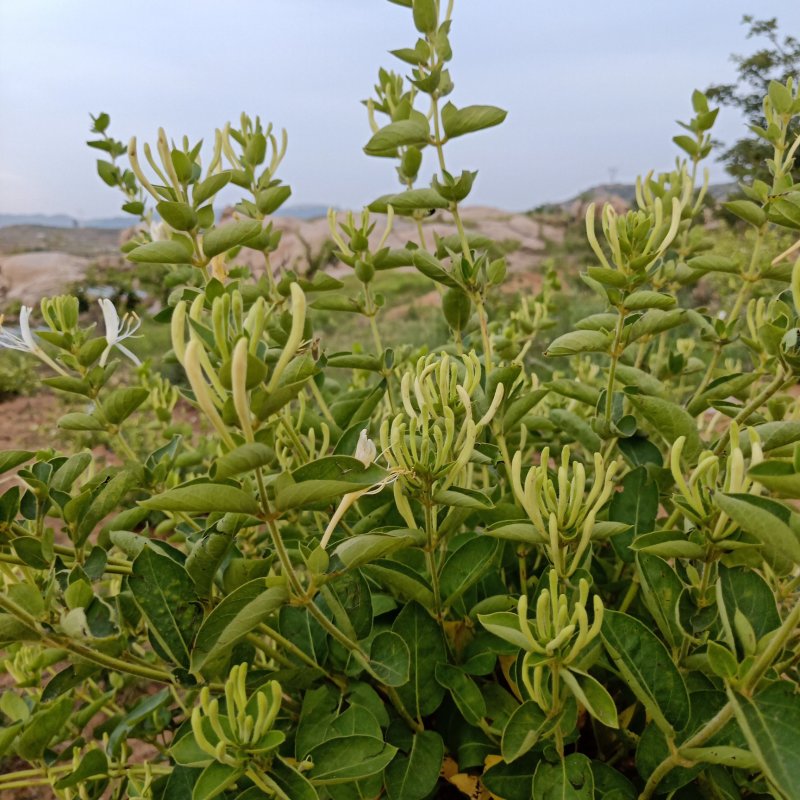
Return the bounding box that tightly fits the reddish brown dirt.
[0,393,64,453]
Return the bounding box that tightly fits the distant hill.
[0,204,332,230]
[547,181,738,212]
[0,213,130,230]
[0,213,80,229]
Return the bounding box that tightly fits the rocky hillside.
[0,208,565,308]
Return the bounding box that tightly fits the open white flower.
[99,298,142,366]
[354,428,377,467]
[0,305,36,353]
[0,305,68,375]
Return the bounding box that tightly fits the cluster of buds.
[190,664,284,767]
[670,426,763,542]
[586,178,687,278]
[744,296,795,365]
[380,351,503,494]
[328,207,394,286]
[510,446,619,576]
[480,571,607,720]
[171,282,307,450]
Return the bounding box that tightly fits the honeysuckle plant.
[1,2,800,799]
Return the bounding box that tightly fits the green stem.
[303,598,422,731]
[641,597,800,799]
[258,622,346,689]
[424,500,443,623]
[639,703,734,799]
[605,310,627,422]
[687,344,721,407]
[712,368,790,456]
[473,294,493,373]
[254,469,304,597]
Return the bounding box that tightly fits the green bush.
[0,3,799,799]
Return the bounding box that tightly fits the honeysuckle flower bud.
[170,300,187,365]
[267,282,306,391]
[232,337,255,441]
[98,298,141,366]
[184,340,235,449]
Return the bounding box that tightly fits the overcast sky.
[1,0,799,218]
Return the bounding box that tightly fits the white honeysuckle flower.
[99,298,142,366]
[0,305,36,352]
[149,221,169,241]
[354,428,377,467]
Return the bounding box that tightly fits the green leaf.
[435,663,486,725]
[722,199,766,227]
[636,553,684,648]
[624,291,677,310]
[626,309,686,342]
[748,461,800,497]
[385,730,444,800]
[442,103,507,139]
[101,387,149,425]
[412,0,437,33]
[601,610,690,733]
[714,492,800,567]
[687,254,738,273]
[306,735,397,784]
[501,700,550,761]
[157,201,197,231]
[609,467,658,562]
[140,483,259,515]
[128,547,201,668]
[368,630,410,686]
[14,696,73,760]
[482,753,539,800]
[545,329,613,357]
[365,560,434,607]
[364,120,429,156]
[193,762,243,800]
[561,669,619,728]
[332,529,424,570]
[193,171,231,206]
[627,394,703,461]
[75,467,140,546]
[202,220,262,258]
[127,239,194,264]
[532,753,595,799]
[729,682,800,800]
[591,762,636,799]
[478,611,532,649]
[268,757,319,800]
[54,749,108,789]
[212,443,274,480]
[191,579,288,676]
[256,184,292,215]
[382,188,449,211]
[432,486,494,510]
[0,450,33,475]
[440,537,499,606]
[275,457,387,511]
[392,602,446,717]
[107,689,172,756]
[718,565,780,642]
[58,412,105,431]
[631,530,705,559]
